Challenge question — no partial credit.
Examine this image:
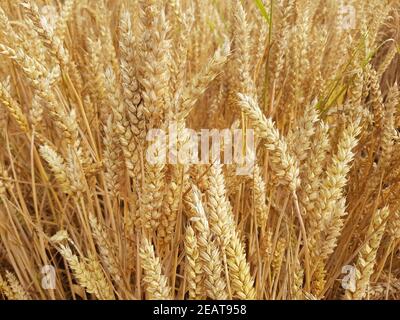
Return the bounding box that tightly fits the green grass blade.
[254,0,271,24]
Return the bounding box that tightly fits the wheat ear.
[184,225,203,299]
[139,238,172,300]
[237,93,300,192]
[188,184,228,300]
[345,207,390,300]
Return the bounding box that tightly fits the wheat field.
[0,0,399,300]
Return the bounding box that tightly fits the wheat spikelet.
[310,198,347,296]
[55,0,75,42]
[380,85,399,168]
[320,198,347,261]
[86,38,107,120]
[119,9,146,146]
[0,80,30,133]
[271,237,286,279]
[21,1,70,68]
[0,165,8,196]
[184,225,203,300]
[292,261,304,300]
[252,163,268,228]
[58,244,115,300]
[369,68,385,130]
[271,0,295,87]
[138,1,171,128]
[1,272,31,300]
[0,273,14,299]
[85,254,116,300]
[0,0,399,301]
[308,120,361,260]
[139,238,172,300]
[159,163,189,243]
[140,136,166,230]
[287,100,319,163]
[387,210,400,240]
[89,214,122,282]
[300,122,330,212]
[225,230,256,300]
[187,184,227,299]
[0,43,77,145]
[104,67,138,178]
[206,163,233,247]
[232,0,253,95]
[30,94,43,127]
[103,116,124,197]
[377,42,397,77]
[39,144,72,193]
[311,259,327,297]
[345,207,390,300]
[201,239,228,300]
[204,163,255,299]
[0,7,24,47]
[158,120,191,242]
[237,93,300,192]
[178,41,230,121]
[96,0,119,74]
[0,43,47,79]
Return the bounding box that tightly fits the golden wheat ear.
[0,0,399,301]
